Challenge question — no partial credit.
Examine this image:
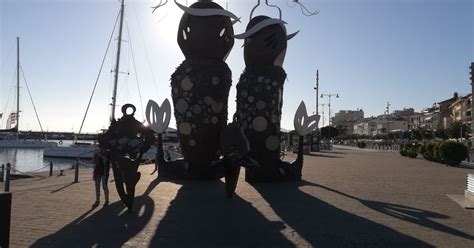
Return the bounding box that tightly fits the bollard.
[0,164,4,183]
[0,192,12,248]
[49,161,53,177]
[5,163,11,192]
[74,158,79,183]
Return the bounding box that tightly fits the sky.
[1,0,473,133]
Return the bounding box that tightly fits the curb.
[460,161,474,169]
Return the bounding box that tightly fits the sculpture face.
[177,2,234,60]
[243,16,287,67]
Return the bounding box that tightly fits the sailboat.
[44,0,146,159]
[0,37,57,148]
[44,0,128,159]
[44,0,182,160]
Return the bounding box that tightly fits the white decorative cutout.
[145,99,171,134]
[293,101,319,136]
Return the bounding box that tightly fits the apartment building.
[449,93,472,126]
[331,109,364,134]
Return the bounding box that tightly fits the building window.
[467,111,471,116]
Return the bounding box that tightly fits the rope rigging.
[126,19,145,121]
[132,2,160,99]
[0,68,16,128]
[19,65,45,134]
[78,10,121,135]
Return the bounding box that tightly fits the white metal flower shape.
[146,99,171,134]
[293,101,320,136]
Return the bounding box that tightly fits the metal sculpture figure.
[99,104,154,211]
[148,0,257,196]
[234,7,312,182]
[164,0,239,179]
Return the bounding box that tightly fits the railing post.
[5,163,11,192]
[0,164,4,183]
[49,161,53,177]
[74,158,79,183]
[0,192,12,248]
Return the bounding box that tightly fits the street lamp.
[470,62,473,146]
[318,103,328,127]
[314,70,319,117]
[320,93,339,126]
[321,93,339,146]
[313,70,320,152]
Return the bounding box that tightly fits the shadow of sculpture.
[31,195,154,247]
[252,181,435,247]
[303,181,474,241]
[306,153,341,159]
[150,180,295,247]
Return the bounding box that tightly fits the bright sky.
[1,0,473,133]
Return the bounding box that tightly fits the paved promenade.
[2,147,474,247]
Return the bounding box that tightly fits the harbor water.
[0,140,94,174]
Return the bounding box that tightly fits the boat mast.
[111,0,125,122]
[16,37,20,139]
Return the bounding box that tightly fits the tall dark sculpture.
[166,0,239,179]
[234,16,305,182]
[99,104,154,211]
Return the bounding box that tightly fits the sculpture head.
[176,0,238,61]
[235,15,298,67]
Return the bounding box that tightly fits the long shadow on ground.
[252,180,436,247]
[307,181,474,241]
[306,153,341,159]
[31,195,154,247]
[150,180,294,248]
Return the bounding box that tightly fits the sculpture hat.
[175,0,240,24]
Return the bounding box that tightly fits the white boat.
[44,143,182,160]
[0,139,57,148]
[0,37,56,149]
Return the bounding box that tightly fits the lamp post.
[318,103,327,127]
[313,70,320,152]
[314,70,319,119]
[470,62,473,147]
[321,93,339,126]
[386,101,390,135]
[321,93,339,144]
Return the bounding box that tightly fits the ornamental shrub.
[433,143,443,163]
[438,141,468,166]
[400,143,417,158]
[357,142,366,149]
[421,143,436,161]
[419,143,427,155]
[399,144,407,156]
[406,145,418,158]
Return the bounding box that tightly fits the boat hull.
[43,146,95,159]
[44,145,182,160]
[0,140,57,148]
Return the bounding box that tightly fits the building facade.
[332,109,364,135]
[449,94,472,126]
[437,92,459,129]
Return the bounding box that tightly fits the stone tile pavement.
[1,147,473,247]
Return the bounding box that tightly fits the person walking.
[92,147,110,207]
